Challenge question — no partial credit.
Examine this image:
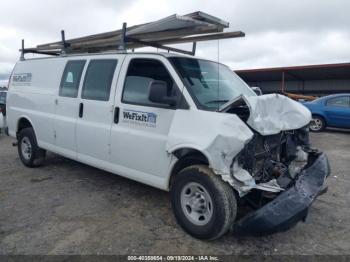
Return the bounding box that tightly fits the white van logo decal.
[12,73,32,86]
[122,109,157,128]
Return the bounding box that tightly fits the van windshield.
[169,57,255,110]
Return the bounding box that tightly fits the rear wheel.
[309,115,325,132]
[171,165,237,240]
[18,127,46,167]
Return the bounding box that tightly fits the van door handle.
[79,103,84,118]
[114,107,120,124]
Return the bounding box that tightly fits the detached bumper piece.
[234,152,330,236]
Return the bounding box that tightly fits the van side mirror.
[251,86,263,96]
[148,80,177,106]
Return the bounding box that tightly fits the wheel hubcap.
[180,182,213,226]
[21,137,32,160]
[310,118,323,131]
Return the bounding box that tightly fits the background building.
[236,63,350,96]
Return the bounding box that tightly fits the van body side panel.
[76,56,125,164]
[54,95,80,159]
[54,59,87,159]
[7,59,66,148]
[74,153,168,190]
[7,53,194,191]
[109,55,186,189]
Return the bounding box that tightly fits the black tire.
[309,115,325,132]
[171,165,237,240]
[17,127,46,167]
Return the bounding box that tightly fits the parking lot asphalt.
[0,130,350,255]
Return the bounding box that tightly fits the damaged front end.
[230,127,330,236]
[219,94,331,236]
[234,151,330,236]
[168,94,330,236]
[228,127,313,196]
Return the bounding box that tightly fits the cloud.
[0,0,349,75]
[197,29,350,69]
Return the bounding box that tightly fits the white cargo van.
[7,51,330,239]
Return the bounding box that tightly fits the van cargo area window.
[81,59,117,101]
[122,59,179,108]
[59,60,86,98]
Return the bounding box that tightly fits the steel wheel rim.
[180,182,213,226]
[310,118,323,131]
[21,137,32,160]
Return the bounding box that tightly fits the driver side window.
[122,59,179,108]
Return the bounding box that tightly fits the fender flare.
[16,115,37,137]
[167,143,215,168]
[166,143,217,189]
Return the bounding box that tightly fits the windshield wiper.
[205,99,229,105]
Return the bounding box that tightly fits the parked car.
[7,53,330,239]
[0,90,6,114]
[0,90,7,132]
[303,94,350,132]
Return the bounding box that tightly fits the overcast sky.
[0,0,349,77]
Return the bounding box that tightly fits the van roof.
[17,51,230,70]
[19,51,202,61]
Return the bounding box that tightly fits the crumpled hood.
[244,94,312,135]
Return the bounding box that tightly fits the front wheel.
[171,165,237,240]
[18,127,46,167]
[309,115,325,132]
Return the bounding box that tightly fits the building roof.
[235,62,350,82]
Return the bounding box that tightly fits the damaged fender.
[166,110,253,176]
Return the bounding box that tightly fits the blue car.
[303,93,350,131]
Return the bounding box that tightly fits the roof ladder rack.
[117,22,197,56]
[126,37,198,56]
[20,39,25,61]
[61,30,71,55]
[118,22,127,51]
[19,11,245,57]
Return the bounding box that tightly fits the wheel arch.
[168,146,212,189]
[16,116,36,137]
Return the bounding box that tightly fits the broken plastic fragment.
[289,146,309,178]
[255,179,284,193]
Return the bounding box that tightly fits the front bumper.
[234,152,330,236]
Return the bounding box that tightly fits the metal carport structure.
[236,63,350,96]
